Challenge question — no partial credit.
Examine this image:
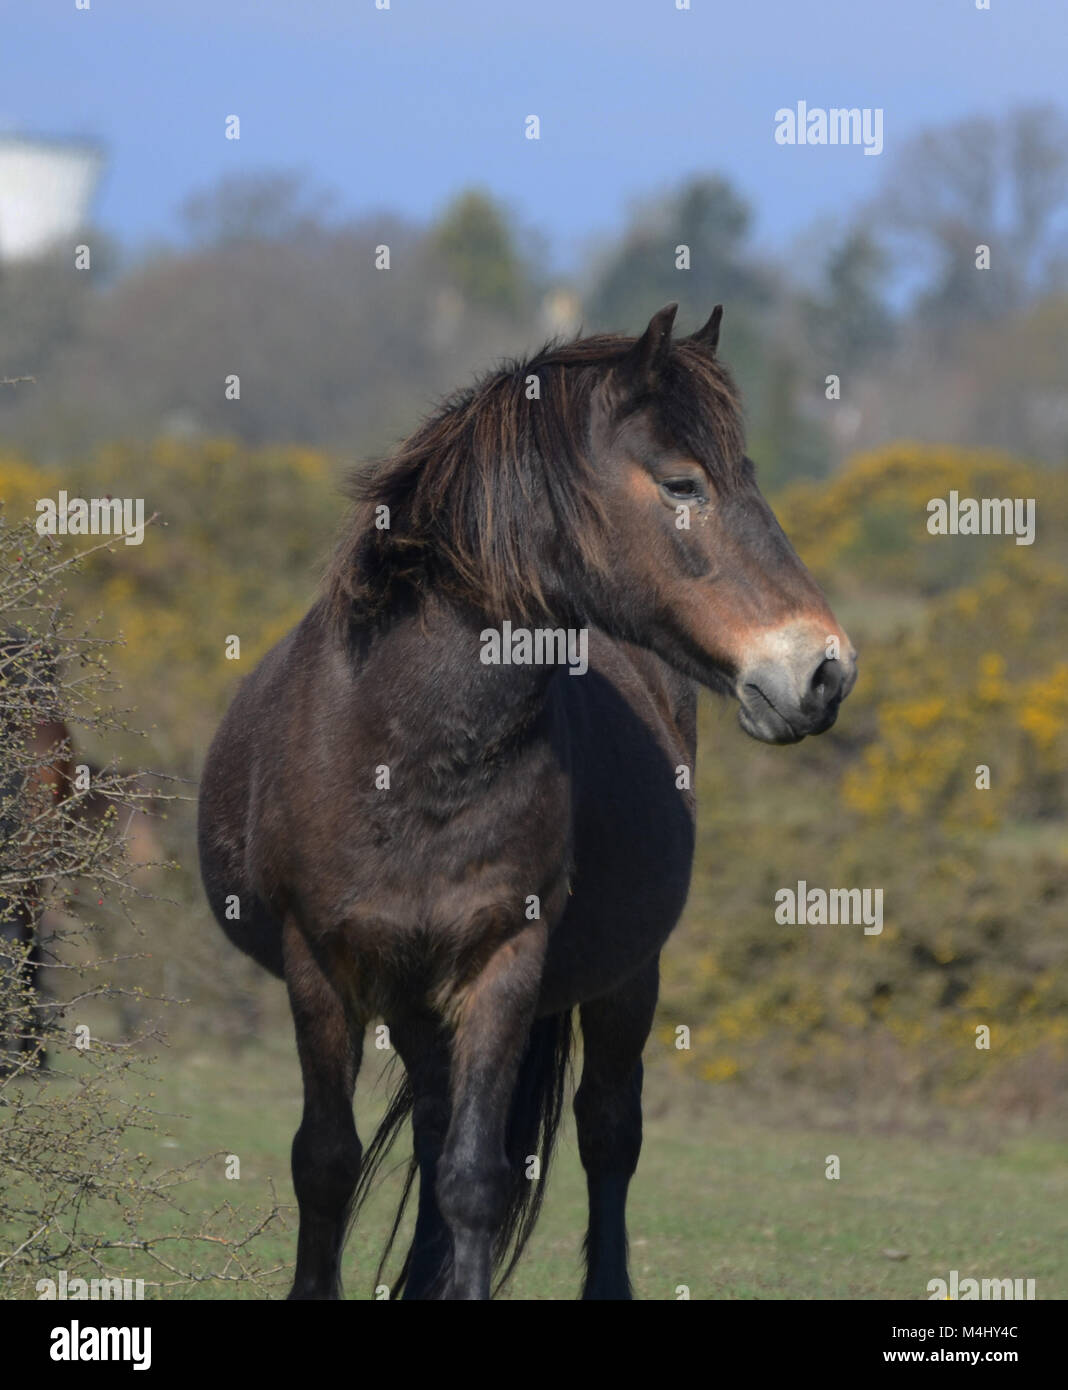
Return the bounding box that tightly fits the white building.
[0,135,103,263]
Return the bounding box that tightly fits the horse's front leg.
[391,1010,453,1299]
[573,957,659,1299]
[436,919,548,1300]
[284,917,364,1300]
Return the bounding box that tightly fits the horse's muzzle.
[736,647,857,744]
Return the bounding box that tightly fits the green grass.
[35,1033,1062,1301]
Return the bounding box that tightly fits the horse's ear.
[690,304,723,354]
[615,302,678,398]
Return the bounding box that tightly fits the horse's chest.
[334,753,574,927]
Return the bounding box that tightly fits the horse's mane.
[323,329,746,630]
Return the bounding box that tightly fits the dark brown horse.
[0,635,160,1068]
[198,304,857,1300]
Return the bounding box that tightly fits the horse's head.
[330,305,856,742]
[579,303,856,743]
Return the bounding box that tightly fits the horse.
[197,303,858,1300]
[0,633,161,1068]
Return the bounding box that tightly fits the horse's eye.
[662,478,701,501]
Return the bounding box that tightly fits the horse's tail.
[492,1008,574,1292]
[350,1009,574,1299]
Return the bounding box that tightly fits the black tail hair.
[348,1010,574,1299]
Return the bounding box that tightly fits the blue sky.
[3,0,1065,270]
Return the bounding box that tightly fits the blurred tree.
[803,228,895,367]
[180,171,336,247]
[876,106,1068,336]
[0,233,118,395]
[585,176,770,334]
[1,180,537,457]
[431,189,529,315]
[583,176,835,484]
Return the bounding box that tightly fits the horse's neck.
[365,598,558,771]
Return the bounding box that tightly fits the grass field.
[39,1031,1061,1302]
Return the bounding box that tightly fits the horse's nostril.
[809,658,843,709]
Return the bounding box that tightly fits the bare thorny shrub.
[0,508,285,1298]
